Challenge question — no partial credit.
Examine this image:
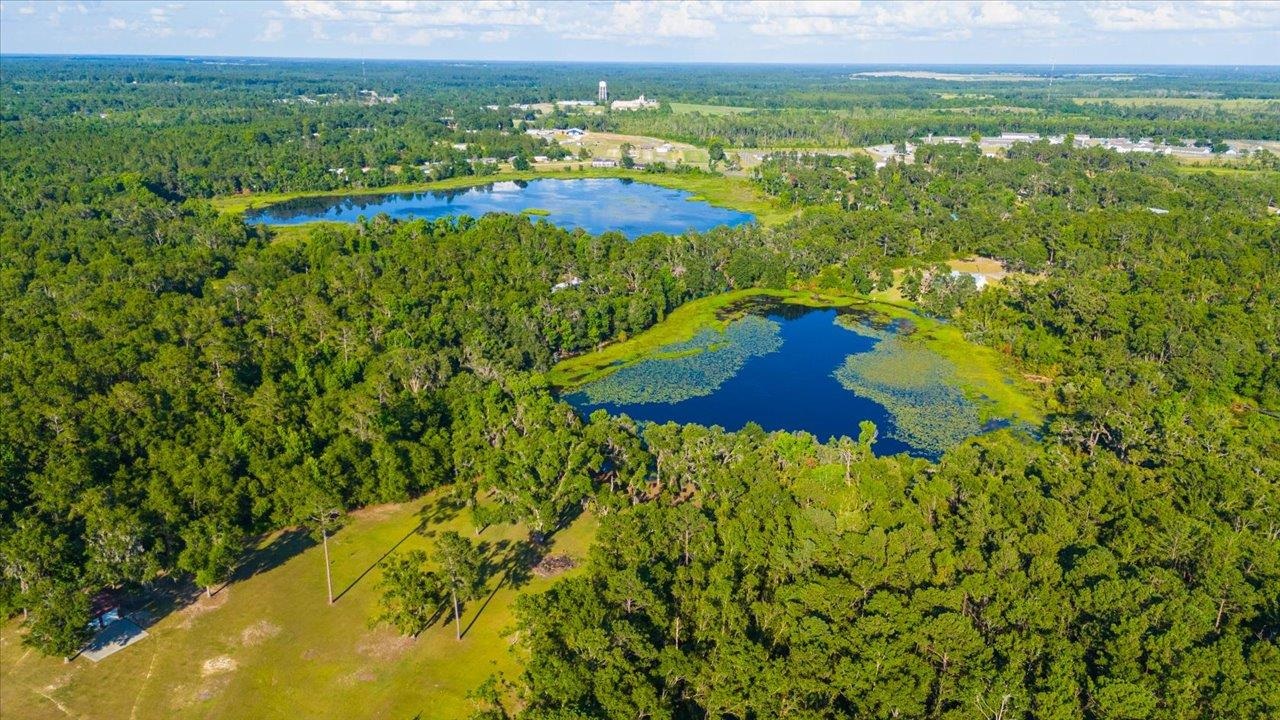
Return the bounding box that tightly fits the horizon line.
[3,53,1279,70]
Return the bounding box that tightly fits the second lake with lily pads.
[562,297,1003,459]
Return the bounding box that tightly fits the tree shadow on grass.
[332,519,426,604]
[416,493,464,527]
[333,492,470,604]
[232,528,316,584]
[111,528,317,632]
[457,537,540,640]
[125,576,205,630]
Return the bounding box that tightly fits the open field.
[669,102,755,115]
[211,166,794,226]
[732,147,871,170]
[549,287,1044,426]
[557,130,709,165]
[1,495,598,720]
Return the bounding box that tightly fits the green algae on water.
[833,336,983,456]
[570,315,783,405]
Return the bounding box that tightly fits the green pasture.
[1,495,597,720]
[668,102,756,115]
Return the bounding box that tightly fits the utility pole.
[315,508,340,605]
[322,523,333,604]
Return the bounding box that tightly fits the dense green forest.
[2,58,1278,718]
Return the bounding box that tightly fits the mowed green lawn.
[668,102,755,115]
[1,496,598,720]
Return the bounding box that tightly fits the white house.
[591,158,617,168]
[611,95,659,111]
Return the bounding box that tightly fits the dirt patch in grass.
[177,588,230,629]
[339,667,378,686]
[240,620,282,647]
[201,655,238,676]
[172,674,234,710]
[356,628,415,662]
[42,673,73,693]
[349,503,403,522]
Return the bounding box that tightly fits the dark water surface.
[568,304,920,457]
[245,178,755,237]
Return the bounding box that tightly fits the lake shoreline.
[210,168,792,225]
[550,287,1045,429]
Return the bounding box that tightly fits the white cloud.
[258,18,285,41]
[1085,1,1280,33]
[558,1,721,43]
[285,0,548,45]
[719,0,1061,42]
[6,0,1276,58]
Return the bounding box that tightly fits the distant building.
[611,94,659,111]
[591,158,617,168]
[556,100,596,108]
[598,80,608,103]
[533,155,550,163]
[565,128,586,138]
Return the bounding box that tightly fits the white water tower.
[598,80,608,103]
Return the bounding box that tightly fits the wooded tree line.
[607,105,1280,151]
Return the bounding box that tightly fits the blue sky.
[2,1,1278,65]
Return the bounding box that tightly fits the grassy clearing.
[1172,164,1277,178]
[1,494,598,720]
[550,287,1043,427]
[669,102,755,115]
[211,168,792,227]
[558,131,708,166]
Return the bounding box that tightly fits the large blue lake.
[245,178,755,237]
[567,302,939,457]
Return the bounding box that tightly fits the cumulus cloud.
[1084,1,1280,33]
[257,18,285,42]
[4,0,1277,57]
[284,0,547,44]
